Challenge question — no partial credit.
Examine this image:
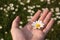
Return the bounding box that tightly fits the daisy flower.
[32,20,44,29]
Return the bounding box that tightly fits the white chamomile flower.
[0,7,3,10]
[36,5,41,8]
[20,2,25,5]
[26,0,30,3]
[0,38,4,40]
[10,7,14,10]
[23,7,27,10]
[32,20,44,29]
[7,6,10,11]
[16,5,19,8]
[5,31,8,34]
[9,3,14,7]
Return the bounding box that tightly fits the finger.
[43,19,54,34]
[12,16,20,28]
[39,8,49,21]
[43,12,52,25]
[30,10,41,22]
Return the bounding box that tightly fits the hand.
[11,8,54,40]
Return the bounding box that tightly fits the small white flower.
[27,19,31,21]
[4,8,6,11]
[28,6,34,9]
[3,8,8,13]
[0,25,2,29]
[0,7,3,10]
[4,5,7,7]
[27,16,31,18]
[30,13,33,15]
[20,21,23,24]
[6,14,9,17]
[56,16,60,19]
[51,28,54,32]
[50,8,54,12]
[36,5,41,8]
[12,12,16,14]
[27,16,33,19]
[16,5,19,8]
[15,8,18,11]
[55,7,59,12]
[57,21,60,24]
[53,18,57,20]
[58,2,60,5]
[31,10,35,13]
[47,1,51,4]
[27,9,32,13]
[9,3,14,7]
[0,38,4,40]
[10,7,14,10]
[32,6,35,8]
[45,38,49,40]
[7,6,10,11]
[32,20,44,29]
[5,31,8,34]
[20,2,25,5]
[26,0,30,3]
[56,12,60,15]
[23,7,27,10]
[51,1,55,3]
[19,26,22,29]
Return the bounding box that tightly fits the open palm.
[11,9,54,40]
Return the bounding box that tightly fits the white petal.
[40,25,44,27]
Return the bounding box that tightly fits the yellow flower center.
[36,23,40,28]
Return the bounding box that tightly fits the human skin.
[11,8,54,40]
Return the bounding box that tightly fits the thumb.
[12,16,20,28]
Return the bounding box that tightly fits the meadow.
[0,0,60,40]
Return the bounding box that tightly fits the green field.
[0,0,60,40]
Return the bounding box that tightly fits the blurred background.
[0,0,60,40]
